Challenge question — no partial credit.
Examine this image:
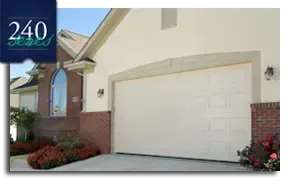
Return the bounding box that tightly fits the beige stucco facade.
[16,90,38,140]
[10,77,28,141]
[19,90,38,111]
[83,8,280,112]
[10,77,28,108]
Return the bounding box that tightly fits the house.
[10,76,28,140]
[11,29,89,140]
[12,8,280,162]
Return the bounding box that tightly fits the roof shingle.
[10,77,21,85]
[13,77,38,90]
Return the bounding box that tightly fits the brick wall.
[38,46,82,117]
[38,116,80,138]
[79,112,111,153]
[37,46,82,138]
[251,102,280,141]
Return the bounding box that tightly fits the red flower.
[248,154,253,160]
[265,135,273,143]
[253,160,260,167]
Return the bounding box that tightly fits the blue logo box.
[0,0,57,63]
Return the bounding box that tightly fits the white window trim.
[50,70,67,117]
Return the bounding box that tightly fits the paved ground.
[10,155,45,172]
[10,154,248,171]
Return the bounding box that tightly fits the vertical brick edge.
[251,102,280,141]
[79,111,111,154]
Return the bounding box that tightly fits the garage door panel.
[113,63,251,162]
[208,94,228,108]
[230,93,250,107]
[229,118,251,139]
[229,141,249,161]
[208,141,230,161]
[209,118,228,132]
[184,118,209,131]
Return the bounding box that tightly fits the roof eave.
[73,8,130,62]
[64,60,96,72]
[11,85,38,94]
[26,68,45,75]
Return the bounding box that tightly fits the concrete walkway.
[10,154,248,171]
[10,155,43,171]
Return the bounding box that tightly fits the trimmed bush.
[10,106,41,141]
[10,139,57,156]
[58,133,80,150]
[237,134,280,171]
[27,144,101,169]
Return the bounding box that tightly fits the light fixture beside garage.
[264,65,274,81]
[97,88,104,98]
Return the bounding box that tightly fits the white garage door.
[113,63,251,162]
[20,92,37,111]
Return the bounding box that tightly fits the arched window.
[51,70,67,116]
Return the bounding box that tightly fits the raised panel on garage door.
[113,63,251,162]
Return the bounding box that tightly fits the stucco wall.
[19,90,37,111]
[84,8,280,112]
[10,77,28,140]
[10,77,28,108]
[17,90,37,139]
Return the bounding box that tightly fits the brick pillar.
[251,102,280,140]
[79,112,111,153]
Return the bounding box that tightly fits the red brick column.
[79,112,111,153]
[251,102,280,140]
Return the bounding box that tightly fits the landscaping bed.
[10,138,57,156]
[27,144,101,169]
[237,134,280,171]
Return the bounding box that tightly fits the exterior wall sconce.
[97,88,104,97]
[264,65,274,81]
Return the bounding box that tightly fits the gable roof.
[10,77,21,85]
[73,8,130,63]
[26,29,90,83]
[58,29,89,58]
[12,76,38,92]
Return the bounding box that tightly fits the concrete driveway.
[50,154,247,171]
[10,154,248,171]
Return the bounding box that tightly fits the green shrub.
[26,131,35,141]
[10,139,57,156]
[10,107,41,141]
[237,134,280,171]
[58,133,80,150]
[27,144,101,169]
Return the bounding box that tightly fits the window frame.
[50,69,67,117]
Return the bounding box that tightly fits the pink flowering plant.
[237,134,280,171]
[264,150,280,171]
